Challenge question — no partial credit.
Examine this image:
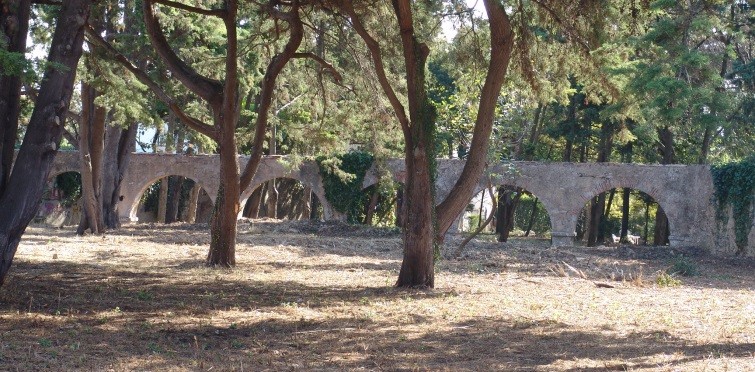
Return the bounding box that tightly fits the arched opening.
[241,178,323,221]
[135,176,213,224]
[38,171,82,226]
[455,185,553,242]
[576,188,670,246]
[358,182,402,226]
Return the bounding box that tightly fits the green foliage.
[316,151,374,223]
[512,195,551,236]
[667,256,699,277]
[711,155,755,252]
[54,172,81,208]
[655,271,682,287]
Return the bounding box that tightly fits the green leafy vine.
[316,151,374,223]
[711,155,755,253]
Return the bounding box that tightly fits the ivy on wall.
[711,155,755,253]
[316,151,374,223]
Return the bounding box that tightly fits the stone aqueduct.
[48,151,754,255]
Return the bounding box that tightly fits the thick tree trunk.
[343,0,513,288]
[653,208,670,246]
[102,123,137,228]
[587,194,606,246]
[77,82,106,235]
[396,144,436,288]
[206,131,240,267]
[0,0,30,194]
[0,0,90,286]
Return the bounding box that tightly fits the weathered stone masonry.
[48,152,753,255]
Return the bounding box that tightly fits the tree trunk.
[310,190,320,220]
[396,142,436,288]
[587,194,606,246]
[524,197,539,237]
[620,188,631,240]
[364,189,380,225]
[243,186,263,218]
[0,0,91,286]
[395,186,405,228]
[206,130,240,267]
[166,175,184,223]
[654,126,674,243]
[0,0,30,194]
[77,82,106,235]
[344,0,513,288]
[653,207,670,246]
[101,123,137,228]
[157,177,168,223]
[301,186,312,220]
[496,187,521,242]
[185,181,200,223]
[266,179,278,219]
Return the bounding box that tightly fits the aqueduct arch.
[239,158,335,220]
[48,152,729,252]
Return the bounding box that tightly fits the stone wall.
[47,151,755,255]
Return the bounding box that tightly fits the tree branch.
[152,0,226,17]
[340,0,411,140]
[435,0,515,236]
[239,3,304,192]
[292,52,342,83]
[143,0,224,106]
[85,28,218,139]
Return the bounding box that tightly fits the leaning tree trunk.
[0,0,91,286]
[0,0,30,194]
[243,185,263,218]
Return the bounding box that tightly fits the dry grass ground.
[1,220,754,371]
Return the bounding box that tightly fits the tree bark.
[0,0,30,195]
[77,82,106,235]
[620,188,631,240]
[101,123,137,228]
[364,189,380,225]
[653,126,674,244]
[153,177,166,223]
[342,0,513,287]
[496,186,522,242]
[243,186,263,218]
[524,197,539,237]
[0,0,91,286]
[185,181,200,223]
[265,179,278,219]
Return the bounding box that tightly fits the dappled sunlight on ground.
[1,221,753,370]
